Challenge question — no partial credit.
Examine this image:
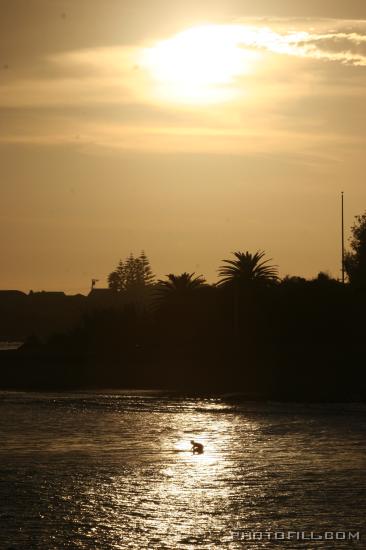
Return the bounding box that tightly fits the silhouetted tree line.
[2,214,366,400]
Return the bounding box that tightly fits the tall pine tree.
[108,252,155,292]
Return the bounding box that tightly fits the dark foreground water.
[0,392,365,549]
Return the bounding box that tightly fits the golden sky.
[1,0,366,292]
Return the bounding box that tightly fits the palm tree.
[218,250,279,288]
[155,272,207,300]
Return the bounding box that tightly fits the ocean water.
[0,342,23,350]
[0,391,365,549]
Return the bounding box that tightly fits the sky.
[1,0,366,293]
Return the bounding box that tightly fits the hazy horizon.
[1,0,366,293]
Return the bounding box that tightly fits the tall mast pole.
[341,191,345,284]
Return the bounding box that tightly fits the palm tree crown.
[218,250,279,287]
[156,272,207,298]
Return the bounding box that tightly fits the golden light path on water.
[109,401,261,547]
[0,393,365,549]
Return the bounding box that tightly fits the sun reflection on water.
[2,394,364,549]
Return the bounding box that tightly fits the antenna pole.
[91,278,99,291]
[341,191,345,284]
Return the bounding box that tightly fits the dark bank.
[2,215,366,402]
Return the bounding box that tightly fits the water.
[0,391,365,549]
[0,341,23,350]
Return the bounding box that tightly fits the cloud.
[1,18,366,158]
[283,31,366,65]
[230,22,366,65]
[1,19,366,110]
[0,114,360,163]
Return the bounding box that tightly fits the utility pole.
[341,191,345,284]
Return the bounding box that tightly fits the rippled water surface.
[0,391,365,549]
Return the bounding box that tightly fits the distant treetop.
[108,251,155,292]
[218,250,279,288]
[345,211,366,287]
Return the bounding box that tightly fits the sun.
[140,25,260,104]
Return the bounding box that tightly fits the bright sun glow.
[141,25,261,104]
